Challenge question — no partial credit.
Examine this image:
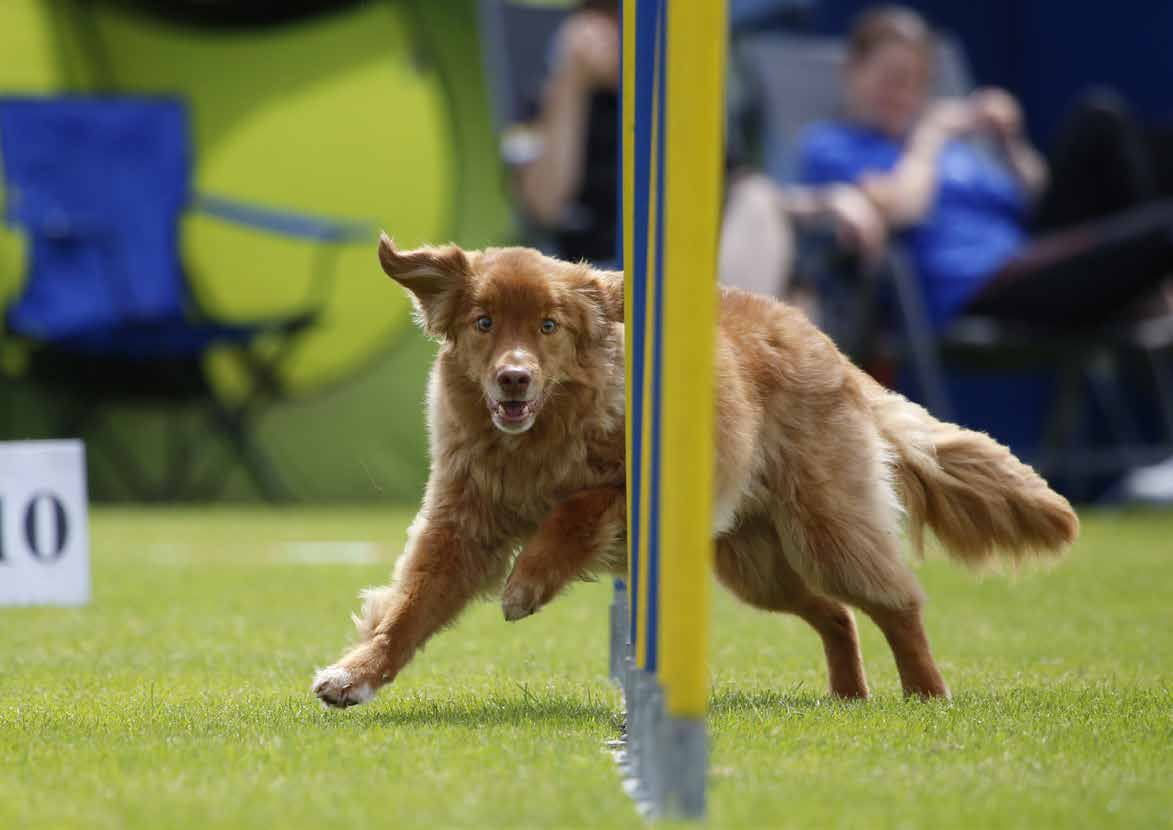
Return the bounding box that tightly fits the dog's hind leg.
[777,500,950,698]
[857,601,948,699]
[715,518,869,699]
[771,419,949,699]
[501,486,625,621]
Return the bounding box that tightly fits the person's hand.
[971,87,1025,142]
[921,98,977,139]
[555,12,620,91]
[824,185,888,267]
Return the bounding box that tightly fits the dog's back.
[712,285,1076,559]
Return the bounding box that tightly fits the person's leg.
[1034,90,1159,232]
[718,172,795,297]
[966,201,1173,328]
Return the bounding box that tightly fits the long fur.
[867,380,1079,563]
[312,239,1079,707]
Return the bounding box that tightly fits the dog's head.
[378,234,623,434]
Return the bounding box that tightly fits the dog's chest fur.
[427,358,625,543]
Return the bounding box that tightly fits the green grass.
[1,507,1170,829]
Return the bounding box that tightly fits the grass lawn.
[1,506,1169,829]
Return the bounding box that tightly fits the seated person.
[797,5,1173,331]
[510,0,886,299]
[511,0,621,266]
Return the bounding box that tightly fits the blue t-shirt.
[797,121,1029,327]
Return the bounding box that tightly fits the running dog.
[311,235,1077,707]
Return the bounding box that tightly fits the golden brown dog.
[312,236,1078,707]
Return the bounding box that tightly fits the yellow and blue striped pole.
[659,0,724,722]
[619,0,725,818]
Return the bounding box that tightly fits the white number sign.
[0,440,90,606]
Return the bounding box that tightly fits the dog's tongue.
[501,401,527,418]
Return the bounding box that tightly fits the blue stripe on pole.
[628,0,658,646]
[617,7,627,643]
[645,0,667,673]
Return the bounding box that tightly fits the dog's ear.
[378,233,472,339]
[580,268,624,324]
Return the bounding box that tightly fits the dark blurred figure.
[798,5,1173,331]
[511,0,620,265]
[509,0,886,299]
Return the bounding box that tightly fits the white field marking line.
[277,541,381,565]
[140,541,383,565]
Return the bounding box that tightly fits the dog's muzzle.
[491,398,540,424]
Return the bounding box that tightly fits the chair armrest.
[191,193,375,244]
[5,202,112,240]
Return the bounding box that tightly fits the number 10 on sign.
[0,441,90,606]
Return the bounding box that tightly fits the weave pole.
[611,0,727,819]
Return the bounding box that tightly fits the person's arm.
[972,88,1048,199]
[999,136,1048,199]
[855,100,973,228]
[779,183,889,266]
[513,67,594,225]
[514,13,618,226]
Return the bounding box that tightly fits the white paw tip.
[311,665,376,708]
[312,665,351,692]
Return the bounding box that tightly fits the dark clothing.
[968,95,1173,329]
[1033,91,1161,231]
[551,90,619,264]
[966,201,1173,328]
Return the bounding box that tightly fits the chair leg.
[161,411,198,501]
[207,403,293,503]
[0,373,16,439]
[1036,361,1087,496]
[73,408,170,502]
[886,251,955,420]
[1147,348,1173,441]
[1085,352,1147,472]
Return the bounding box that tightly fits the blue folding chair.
[0,96,373,501]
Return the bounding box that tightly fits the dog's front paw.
[312,664,377,709]
[501,578,544,621]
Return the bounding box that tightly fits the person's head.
[843,6,935,137]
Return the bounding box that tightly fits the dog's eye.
[475,315,492,333]
[541,318,557,334]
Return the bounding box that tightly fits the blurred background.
[1,0,1172,506]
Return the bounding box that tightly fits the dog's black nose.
[496,367,531,394]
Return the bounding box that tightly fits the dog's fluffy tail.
[868,382,1079,564]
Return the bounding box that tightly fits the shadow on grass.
[304,681,1156,737]
[347,686,854,731]
[709,686,859,717]
[345,686,847,731]
[339,686,620,731]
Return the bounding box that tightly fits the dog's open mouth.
[488,397,541,432]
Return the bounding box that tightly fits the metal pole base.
[609,580,629,687]
[656,715,707,820]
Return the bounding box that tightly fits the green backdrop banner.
[0,0,513,501]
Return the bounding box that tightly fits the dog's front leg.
[313,521,500,708]
[501,486,625,621]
